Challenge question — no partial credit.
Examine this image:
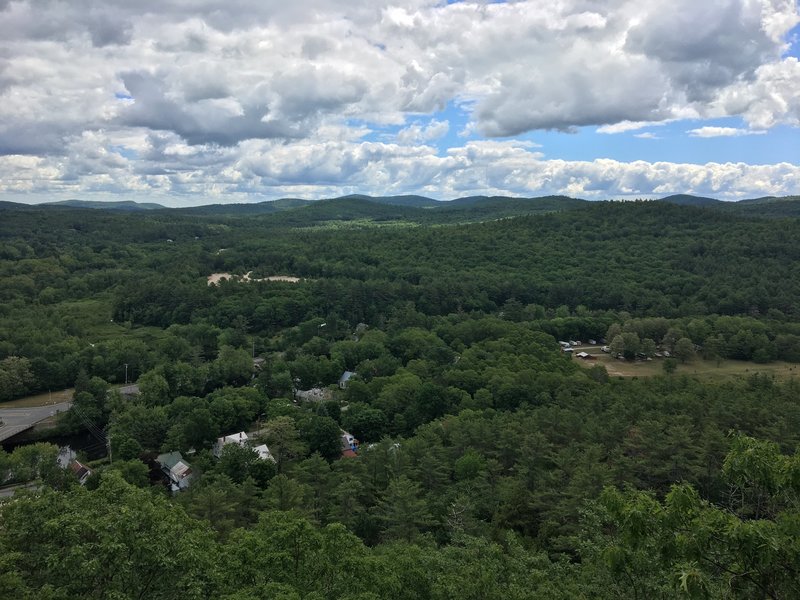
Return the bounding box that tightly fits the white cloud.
[634,132,661,139]
[396,119,450,144]
[0,1,797,201]
[597,121,666,134]
[2,139,798,204]
[688,126,768,137]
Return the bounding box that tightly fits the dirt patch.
[207,272,302,286]
[207,272,234,285]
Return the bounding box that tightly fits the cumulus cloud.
[396,119,450,144]
[0,0,797,201]
[2,138,798,204]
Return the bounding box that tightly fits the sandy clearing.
[207,272,302,286]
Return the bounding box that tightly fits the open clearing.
[0,388,74,408]
[573,347,799,381]
[207,272,302,285]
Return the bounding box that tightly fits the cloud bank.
[0,0,797,203]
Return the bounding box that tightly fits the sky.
[0,0,798,206]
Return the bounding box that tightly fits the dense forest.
[2,196,800,598]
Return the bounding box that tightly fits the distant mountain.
[440,196,587,212]
[735,195,799,206]
[725,196,800,218]
[0,201,34,210]
[43,199,166,211]
[174,198,312,216]
[658,194,723,207]
[267,196,426,226]
[339,194,440,208]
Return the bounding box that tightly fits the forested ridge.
[2,198,800,599]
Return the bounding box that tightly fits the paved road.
[0,401,72,443]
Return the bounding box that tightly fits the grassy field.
[573,348,800,381]
[57,297,168,344]
[0,388,74,408]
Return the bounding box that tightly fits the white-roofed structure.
[253,444,276,462]
[213,431,249,458]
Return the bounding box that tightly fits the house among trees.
[155,451,193,493]
[338,371,356,389]
[341,430,359,458]
[57,446,93,485]
[213,431,249,458]
[70,460,93,486]
[253,444,276,462]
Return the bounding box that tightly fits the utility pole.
[107,434,112,465]
[124,363,128,385]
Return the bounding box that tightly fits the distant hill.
[0,201,34,210]
[266,196,427,226]
[6,193,799,221]
[658,194,723,207]
[339,194,440,208]
[43,199,166,211]
[735,195,799,206]
[443,195,585,209]
[174,198,312,216]
[724,195,800,218]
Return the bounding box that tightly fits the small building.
[253,443,276,463]
[576,352,596,360]
[213,431,249,458]
[341,430,359,458]
[70,460,93,485]
[339,371,356,389]
[156,451,193,492]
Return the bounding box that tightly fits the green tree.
[138,370,171,406]
[264,416,307,472]
[0,356,34,401]
[674,337,695,363]
[299,415,342,462]
[379,475,434,542]
[0,472,220,598]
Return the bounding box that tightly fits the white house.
[213,431,249,458]
[339,371,356,389]
[253,444,276,462]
